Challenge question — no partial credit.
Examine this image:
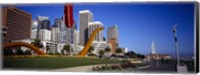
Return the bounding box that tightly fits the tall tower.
[151,41,156,54]
[107,25,119,54]
[37,16,49,40]
[79,10,93,46]
[88,21,103,42]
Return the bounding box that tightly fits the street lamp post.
[172,24,180,66]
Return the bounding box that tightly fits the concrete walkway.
[51,64,109,72]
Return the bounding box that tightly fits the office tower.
[74,30,79,45]
[54,18,62,30]
[79,10,93,46]
[107,25,119,54]
[41,20,51,30]
[39,29,51,41]
[2,6,32,43]
[59,19,67,43]
[51,27,60,42]
[37,16,49,40]
[32,20,38,30]
[151,41,156,54]
[88,21,103,42]
[66,21,77,44]
[31,20,38,39]
[31,29,37,39]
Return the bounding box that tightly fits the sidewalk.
[51,64,107,72]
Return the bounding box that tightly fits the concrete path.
[51,64,109,72]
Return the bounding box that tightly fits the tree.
[104,47,111,53]
[98,50,105,58]
[24,50,32,55]
[104,47,111,58]
[88,46,94,54]
[115,48,123,54]
[31,39,44,49]
[62,44,72,55]
[124,51,137,58]
[136,54,145,59]
[46,45,50,53]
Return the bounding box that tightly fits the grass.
[3,56,121,70]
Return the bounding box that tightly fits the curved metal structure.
[3,42,46,55]
[78,27,104,56]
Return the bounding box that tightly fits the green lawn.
[3,56,121,70]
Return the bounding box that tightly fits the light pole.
[172,24,180,66]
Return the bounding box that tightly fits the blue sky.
[15,3,195,57]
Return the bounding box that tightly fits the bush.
[48,53,54,55]
[88,53,97,57]
[54,53,61,55]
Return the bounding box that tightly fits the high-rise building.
[73,30,79,45]
[39,29,51,41]
[31,29,37,39]
[54,18,62,30]
[37,16,49,40]
[151,41,156,54]
[31,20,38,39]
[32,20,38,30]
[88,21,103,42]
[41,20,51,30]
[107,25,119,54]
[51,27,60,42]
[107,25,118,43]
[2,6,32,43]
[79,10,93,46]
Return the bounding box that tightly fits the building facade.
[79,10,93,46]
[92,41,112,55]
[2,6,32,43]
[51,27,60,42]
[88,21,103,42]
[37,16,49,40]
[107,25,119,54]
[39,29,51,41]
[41,20,51,30]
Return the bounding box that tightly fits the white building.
[107,25,119,43]
[57,43,83,55]
[31,29,37,39]
[32,20,38,30]
[39,29,51,41]
[37,16,49,40]
[74,30,79,45]
[91,41,112,55]
[88,21,103,42]
[79,10,93,46]
[51,27,60,42]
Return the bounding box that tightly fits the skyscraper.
[79,10,93,46]
[37,16,49,40]
[32,20,38,30]
[31,20,38,39]
[51,27,60,42]
[39,29,51,41]
[107,25,119,54]
[88,21,103,42]
[107,25,118,43]
[2,6,32,43]
[41,20,51,30]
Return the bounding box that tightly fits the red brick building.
[2,6,32,43]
